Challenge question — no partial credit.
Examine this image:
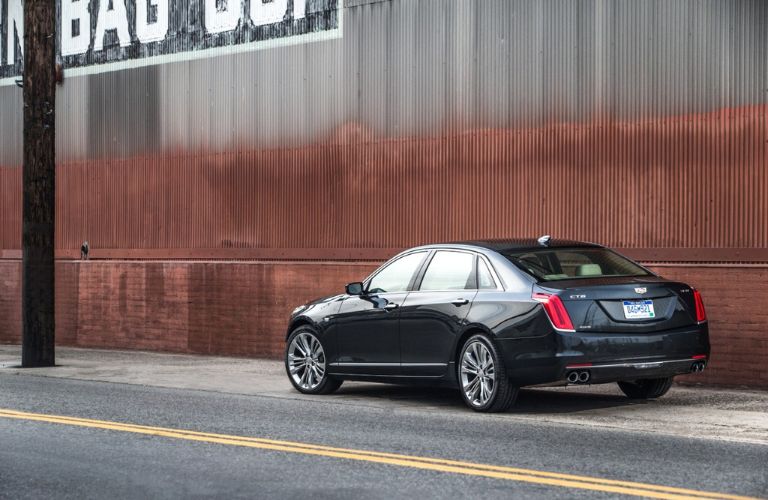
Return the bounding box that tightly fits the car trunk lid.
[539,277,699,333]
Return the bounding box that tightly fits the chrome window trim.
[410,248,505,293]
[360,246,505,294]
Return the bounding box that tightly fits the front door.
[399,251,478,376]
[334,251,428,376]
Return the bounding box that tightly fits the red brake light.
[533,292,575,331]
[693,289,707,323]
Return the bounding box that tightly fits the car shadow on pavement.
[513,388,647,414]
[333,383,645,414]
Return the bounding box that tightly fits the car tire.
[285,327,342,395]
[457,334,518,412]
[617,377,674,399]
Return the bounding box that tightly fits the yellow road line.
[0,408,759,500]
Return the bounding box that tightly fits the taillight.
[693,289,707,323]
[532,292,575,331]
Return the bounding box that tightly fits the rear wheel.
[617,377,674,399]
[285,328,342,395]
[458,334,518,412]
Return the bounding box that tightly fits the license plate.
[622,300,655,319]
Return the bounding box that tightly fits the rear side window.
[504,248,651,282]
[367,251,427,293]
[419,251,476,291]
[477,259,497,289]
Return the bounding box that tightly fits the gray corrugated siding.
[0,0,766,164]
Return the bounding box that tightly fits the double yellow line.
[0,408,759,500]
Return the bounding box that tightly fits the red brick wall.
[0,261,21,344]
[648,265,768,388]
[0,260,377,358]
[0,260,765,388]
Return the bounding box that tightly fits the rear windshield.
[503,247,652,282]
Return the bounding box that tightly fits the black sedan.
[284,237,710,412]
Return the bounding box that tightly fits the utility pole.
[21,0,57,367]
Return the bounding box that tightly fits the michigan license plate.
[622,300,655,319]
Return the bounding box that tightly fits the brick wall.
[0,261,377,358]
[0,260,765,388]
[0,261,21,344]
[648,265,768,388]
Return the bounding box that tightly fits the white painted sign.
[0,0,341,84]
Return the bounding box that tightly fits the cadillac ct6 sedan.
[284,237,710,412]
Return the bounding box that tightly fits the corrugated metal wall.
[0,0,767,258]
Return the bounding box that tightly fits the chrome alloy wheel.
[287,332,327,390]
[460,341,496,407]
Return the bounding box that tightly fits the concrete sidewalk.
[1,345,766,446]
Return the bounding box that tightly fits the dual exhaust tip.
[690,361,706,373]
[566,370,591,384]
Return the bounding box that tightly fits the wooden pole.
[21,0,57,367]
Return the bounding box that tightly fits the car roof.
[441,238,603,253]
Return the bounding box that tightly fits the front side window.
[419,251,476,291]
[504,247,651,282]
[367,251,427,293]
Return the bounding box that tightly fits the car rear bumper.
[561,357,707,385]
[498,322,710,386]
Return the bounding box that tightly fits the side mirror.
[345,282,364,296]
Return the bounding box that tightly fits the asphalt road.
[0,366,766,500]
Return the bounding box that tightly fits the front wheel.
[458,334,518,412]
[285,328,342,395]
[617,377,673,399]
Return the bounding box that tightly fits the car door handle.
[451,298,469,306]
[384,303,399,311]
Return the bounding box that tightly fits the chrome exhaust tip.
[578,371,590,383]
[567,372,579,383]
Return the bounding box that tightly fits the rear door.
[334,251,428,376]
[399,250,478,376]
